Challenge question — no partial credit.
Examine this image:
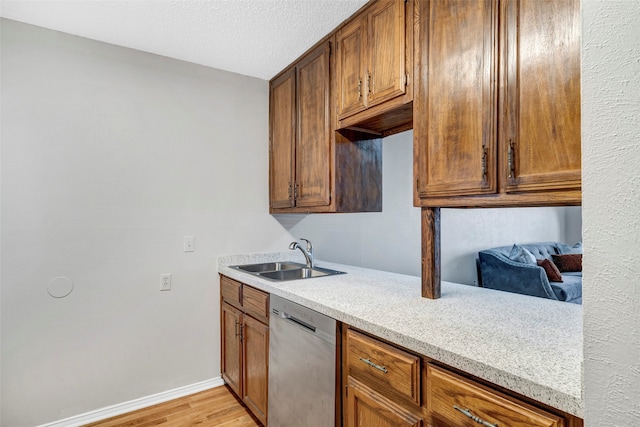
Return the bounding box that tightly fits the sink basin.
[259,266,344,281]
[230,262,345,281]
[232,261,303,273]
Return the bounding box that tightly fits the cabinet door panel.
[269,69,296,209]
[243,315,269,426]
[503,0,581,192]
[221,303,242,397]
[346,377,423,427]
[367,0,406,108]
[415,0,497,198]
[296,42,332,207]
[337,18,366,119]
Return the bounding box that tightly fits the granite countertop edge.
[217,252,583,418]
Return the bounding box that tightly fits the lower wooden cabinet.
[220,275,269,426]
[344,327,424,426]
[426,364,564,427]
[343,327,582,427]
[242,315,269,424]
[346,377,423,427]
[221,302,243,396]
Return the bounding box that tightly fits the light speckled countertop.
[218,252,583,418]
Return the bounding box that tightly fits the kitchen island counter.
[218,252,583,418]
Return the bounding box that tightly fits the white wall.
[0,19,295,427]
[582,1,640,425]
[1,18,585,427]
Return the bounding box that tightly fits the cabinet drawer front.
[220,275,242,308]
[242,285,269,324]
[346,329,420,406]
[426,364,564,427]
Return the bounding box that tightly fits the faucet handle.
[300,238,312,252]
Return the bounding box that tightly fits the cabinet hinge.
[403,74,408,86]
[345,384,348,397]
[294,183,299,200]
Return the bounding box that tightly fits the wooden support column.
[421,207,441,299]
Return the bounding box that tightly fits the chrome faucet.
[289,238,314,268]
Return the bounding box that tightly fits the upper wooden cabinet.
[502,0,581,194]
[335,0,414,135]
[270,39,383,214]
[414,0,581,207]
[414,0,498,199]
[270,42,331,210]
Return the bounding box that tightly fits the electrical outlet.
[184,236,194,252]
[160,273,172,291]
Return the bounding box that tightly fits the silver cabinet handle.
[453,406,498,427]
[359,357,388,373]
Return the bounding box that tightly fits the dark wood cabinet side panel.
[334,133,382,212]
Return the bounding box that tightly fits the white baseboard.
[38,377,225,427]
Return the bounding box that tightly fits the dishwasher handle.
[276,309,316,333]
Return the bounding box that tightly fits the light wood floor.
[83,385,261,427]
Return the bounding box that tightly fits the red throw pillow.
[552,254,582,272]
[537,259,564,282]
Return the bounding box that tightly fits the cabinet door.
[295,42,332,207]
[242,315,269,426]
[346,377,423,427]
[366,0,406,108]
[415,0,498,198]
[221,303,243,397]
[336,17,366,119]
[269,68,296,209]
[502,0,581,193]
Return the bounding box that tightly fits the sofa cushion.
[552,253,582,272]
[556,242,583,254]
[551,273,583,302]
[537,259,563,282]
[509,244,537,265]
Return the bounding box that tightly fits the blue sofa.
[478,242,582,304]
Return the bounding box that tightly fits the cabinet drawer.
[242,285,269,324]
[346,329,420,406]
[426,364,564,427]
[220,275,242,309]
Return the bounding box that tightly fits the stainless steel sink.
[232,261,304,273]
[230,262,345,281]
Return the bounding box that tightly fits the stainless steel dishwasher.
[268,294,337,427]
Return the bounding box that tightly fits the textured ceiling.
[0,0,368,80]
